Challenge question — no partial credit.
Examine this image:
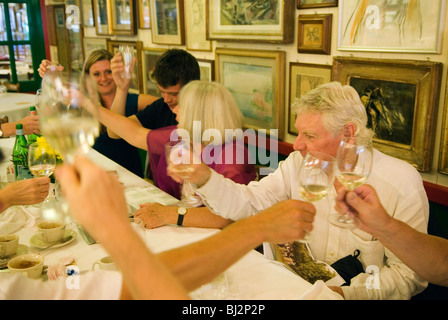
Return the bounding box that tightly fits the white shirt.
[0,270,122,300]
[196,149,429,300]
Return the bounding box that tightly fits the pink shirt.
[147,126,257,200]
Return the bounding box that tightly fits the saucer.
[0,244,30,270]
[30,229,77,249]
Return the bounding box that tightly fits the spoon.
[38,235,73,252]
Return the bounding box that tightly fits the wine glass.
[328,136,373,229]
[28,142,57,204]
[165,139,203,208]
[39,70,100,164]
[119,45,134,79]
[34,89,42,112]
[297,151,336,242]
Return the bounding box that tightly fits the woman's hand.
[134,203,177,229]
[110,53,134,91]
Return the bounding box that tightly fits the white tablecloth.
[0,93,35,122]
[0,138,342,300]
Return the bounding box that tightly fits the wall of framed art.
[43,0,448,189]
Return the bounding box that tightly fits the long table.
[0,137,342,300]
[0,93,36,122]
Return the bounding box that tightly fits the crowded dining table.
[0,92,35,122]
[0,136,342,300]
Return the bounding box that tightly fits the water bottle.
[12,124,32,180]
[27,106,40,145]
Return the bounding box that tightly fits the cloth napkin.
[0,205,38,236]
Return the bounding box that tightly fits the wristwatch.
[177,207,187,226]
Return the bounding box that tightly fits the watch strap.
[177,207,187,226]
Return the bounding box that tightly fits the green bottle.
[12,123,32,180]
[27,106,40,145]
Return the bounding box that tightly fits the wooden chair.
[5,82,20,92]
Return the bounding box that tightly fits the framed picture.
[81,0,94,27]
[439,77,448,175]
[142,48,165,97]
[332,57,443,172]
[288,63,332,135]
[138,0,151,29]
[297,14,332,54]
[297,0,338,9]
[185,0,211,51]
[207,0,294,43]
[150,0,185,45]
[215,48,285,139]
[107,40,143,94]
[338,0,446,53]
[197,59,215,82]
[83,37,108,58]
[93,0,112,35]
[110,0,136,35]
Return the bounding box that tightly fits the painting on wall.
[110,0,136,35]
[207,0,294,43]
[215,48,285,139]
[288,63,332,135]
[107,40,143,94]
[142,48,165,97]
[150,0,185,45]
[332,57,443,172]
[297,0,338,9]
[297,14,332,54]
[185,0,211,51]
[338,0,446,53]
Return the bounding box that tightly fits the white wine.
[168,164,195,179]
[336,172,367,190]
[29,164,56,177]
[299,184,330,202]
[41,117,99,159]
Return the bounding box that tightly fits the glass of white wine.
[39,70,100,164]
[165,139,203,208]
[328,136,373,229]
[297,151,336,242]
[28,142,57,204]
[119,45,134,79]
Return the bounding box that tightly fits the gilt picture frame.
[297,14,332,54]
[150,0,185,45]
[110,0,136,35]
[107,40,143,94]
[215,48,285,139]
[297,0,338,9]
[207,0,294,43]
[139,0,151,29]
[338,0,446,53]
[93,0,112,35]
[332,57,443,172]
[197,59,215,82]
[288,63,332,135]
[439,74,448,175]
[142,47,165,97]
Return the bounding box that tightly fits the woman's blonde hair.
[291,81,374,146]
[177,80,244,145]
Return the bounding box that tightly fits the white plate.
[30,229,77,249]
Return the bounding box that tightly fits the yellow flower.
[34,136,63,163]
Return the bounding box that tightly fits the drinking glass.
[0,79,7,95]
[39,70,100,164]
[28,142,57,203]
[165,139,202,208]
[328,137,373,229]
[297,151,336,242]
[119,45,134,79]
[35,89,42,112]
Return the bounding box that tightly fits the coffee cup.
[37,221,66,243]
[8,253,44,279]
[92,256,117,271]
[0,234,19,258]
